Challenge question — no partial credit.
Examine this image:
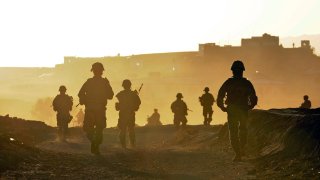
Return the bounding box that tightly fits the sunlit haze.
[0,0,319,67]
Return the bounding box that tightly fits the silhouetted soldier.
[115,79,141,148]
[300,95,311,109]
[78,62,114,155]
[52,85,73,142]
[147,109,162,126]
[217,60,257,162]
[199,87,215,126]
[76,108,84,127]
[171,93,188,128]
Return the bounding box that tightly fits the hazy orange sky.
[0,0,319,67]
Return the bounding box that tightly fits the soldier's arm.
[183,102,188,115]
[138,95,141,106]
[69,96,74,110]
[52,96,58,111]
[248,80,256,96]
[217,80,229,111]
[210,94,215,103]
[136,94,141,108]
[247,80,257,109]
[170,102,175,113]
[78,81,88,105]
[105,78,114,100]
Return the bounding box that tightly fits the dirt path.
[2,126,256,179]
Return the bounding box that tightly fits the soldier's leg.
[95,110,106,145]
[181,116,187,127]
[119,127,127,148]
[203,109,208,125]
[62,113,70,142]
[173,115,180,128]
[208,111,213,125]
[128,113,136,147]
[128,126,135,147]
[57,126,63,141]
[227,107,241,157]
[61,122,68,142]
[94,127,103,145]
[118,112,127,148]
[92,109,107,155]
[57,114,64,142]
[83,110,95,143]
[239,110,248,151]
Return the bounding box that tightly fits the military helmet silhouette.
[59,85,67,92]
[122,79,132,88]
[204,87,210,92]
[91,62,104,71]
[176,93,183,98]
[304,95,309,99]
[231,60,245,71]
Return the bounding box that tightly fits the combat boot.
[94,144,101,155]
[232,154,242,162]
[91,143,100,155]
[129,137,135,148]
[120,136,126,149]
[91,142,96,154]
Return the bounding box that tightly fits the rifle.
[136,83,143,95]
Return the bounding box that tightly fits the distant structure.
[199,33,313,57]
[301,40,311,49]
[241,33,279,47]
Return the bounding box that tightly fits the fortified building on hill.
[60,33,319,82]
[199,33,314,58]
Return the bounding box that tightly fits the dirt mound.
[166,125,223,150]
[0,115,55,173]
[0,115,54,145]
[0,134,39,172]
[248,109,320,158]
[246,109,320,178]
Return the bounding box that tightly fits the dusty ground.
[2,109,320,179]
[1,126,255,179]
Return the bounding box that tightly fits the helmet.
[122,79,132,88]
[176,93,183,98]
[204,87,210,92]
[91,62,104,71]
[304,95,309,99]
[231,60,245,71]
[59,85,67,92]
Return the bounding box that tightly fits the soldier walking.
[115,79,141,149]
[171,93,188,128]
[199,87,215,126]
[52,85,73,142]
[217,60,257,162]
[78,62,114,155]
